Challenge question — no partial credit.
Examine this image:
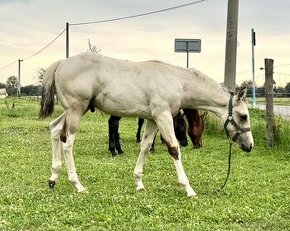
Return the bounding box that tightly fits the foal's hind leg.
[134,119,158,191]
[155,111,197,198]
[62,110,86,192]
[48,112,66,188]
[136,118,157,151]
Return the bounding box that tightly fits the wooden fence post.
[264,58,275,147]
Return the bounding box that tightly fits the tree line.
[239,80,290,97]
[1,69,290,97]
[0,42,99,97]
[0,68,45,97]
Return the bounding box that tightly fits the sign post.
[174,39,201,68]
[251,28,256,108]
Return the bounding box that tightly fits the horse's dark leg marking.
[167,145,179,160]
[114,121,123,154]
[60,117,67,143]
[136,118,144,143]
[108,115,122,156]
[87,97,96,112]
[48,179,56,189]
[149,132,158,152]
[173,112,188,147]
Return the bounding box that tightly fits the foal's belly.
[94,94,152,119]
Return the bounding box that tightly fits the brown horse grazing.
[159,109,205,150]
[183,109,205,148]
[108,109,205,156]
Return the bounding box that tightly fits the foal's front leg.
[134,120,158,191]
[155,111,197,198]
[62,133,86,192]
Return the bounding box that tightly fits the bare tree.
[87,39,101,53]
[34,68,46,85]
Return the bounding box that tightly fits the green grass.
[0,98,290,230]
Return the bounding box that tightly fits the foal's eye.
[240,114,247,121]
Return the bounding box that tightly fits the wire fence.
[0,0,208,72]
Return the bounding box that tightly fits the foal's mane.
[151,60,229,97]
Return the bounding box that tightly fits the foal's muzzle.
[241,142,253,152]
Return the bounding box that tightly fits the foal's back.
[55,53,185,118]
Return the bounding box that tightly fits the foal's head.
[223,87,254,152]
[174,110,205,148]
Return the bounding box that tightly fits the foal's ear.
[237,87,247,100]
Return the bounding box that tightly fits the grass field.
[0,98,290,230]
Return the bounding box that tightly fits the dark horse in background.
[108,109,205,156]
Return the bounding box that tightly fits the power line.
[70,0,209,26]
[22,28,66,61]
[0,28,66,71]
[237,63,290,76]
[274,63,290,68]
[0,60,18,71]
[274,72,290,77]
[0,0,209,71]
[0,1,208,71]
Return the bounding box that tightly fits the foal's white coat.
[40,52,254,197]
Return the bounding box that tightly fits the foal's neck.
[181,77,229,118]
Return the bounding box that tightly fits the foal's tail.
[39,60,63,118]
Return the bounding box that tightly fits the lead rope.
[220,93,234,190]
[220,142,233,189]
[219,90,251,190]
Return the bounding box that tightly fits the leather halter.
[224,93,251,142]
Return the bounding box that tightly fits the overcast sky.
[0,0,290,87]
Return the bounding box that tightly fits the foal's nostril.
[242,143,252,153]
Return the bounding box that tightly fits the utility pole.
[224,0,239,92]
[251,28,256,108]
[264,58,274,147]
[186,42,189,68]
[66,22,69,58]
[17,59,23,98]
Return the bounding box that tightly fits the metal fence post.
[264,58,275,147]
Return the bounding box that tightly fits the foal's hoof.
[188,193,198,199]
[136,187,146,192]
[187,191,198,198]
[76,187,88,193]
[48,180,56,189]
